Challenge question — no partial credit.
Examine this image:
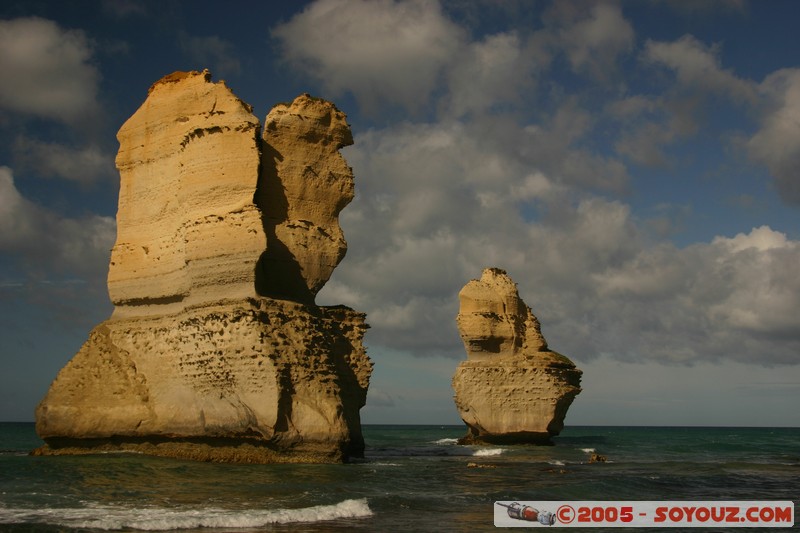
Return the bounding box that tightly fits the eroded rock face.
[35,71,372,463]
[109,70,265,316]
[452,268,581,444]
[256,94,355,302]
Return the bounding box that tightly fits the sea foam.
[0,498,372,530]
[473,448,504,457]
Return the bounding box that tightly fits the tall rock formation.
[108,70,264,314]
[256,94,354,303]
[34,71,372,463]
[452,268,581,444]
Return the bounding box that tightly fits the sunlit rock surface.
[452,268,581,444]
[35,71,372,463]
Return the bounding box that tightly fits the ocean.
[0,423,796,532]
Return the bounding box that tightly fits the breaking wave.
[0,498,372,530]
[472,448,504,457]
[432,438,459,445]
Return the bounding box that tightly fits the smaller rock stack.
[452,268,582,444]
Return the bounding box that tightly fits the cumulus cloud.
[0,166,115,280]
[610,34,759,167]
[613,119,677,167]
[483,99,632,194]
[272,0,799,370]
[322,119,546,354]
[272,0,631,114]
[747,68,800,205]
[548,1,635,80]
[327,135,800,366]
[13,138,116,184]
[0,167,40,249]
[643,34,757,104]
[444,31,534,117]
[608,95,699,167]
[273,0,464,112]
[583,226,800,365]
[319,101,799,368]
[638,34,800,205]
[706,228,800,338]
[0,17,100,123]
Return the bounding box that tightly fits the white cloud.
[747,68,800,205]
[612,33,761,167]
[713,225,790,253]
[614,120,676,167]
[0,17,100,123]
[444,31,533,117]
[522,102,630,192]
[607,95,658,119]
[272,0,464,112]
[705,227,800,338]
[579,225,800,365]
[608,95,699,167]
[322,109,800,367]
[0,166,115,279]
[13,138,116,184]
[271,1,798,371]
[639,37,800,204]
[552,2,635,80]
[523,221,800,367]
[0,166,40,249]
[643,34,757,104]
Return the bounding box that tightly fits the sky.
[1,0,799,427]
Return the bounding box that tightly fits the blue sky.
[1,0,799,426]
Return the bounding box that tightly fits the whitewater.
[1,424,798,532]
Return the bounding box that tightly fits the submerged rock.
[34,71,372,463]
[452,268,581,444]
[589,452,608,463]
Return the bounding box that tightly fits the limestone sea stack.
[452,268,581,444]
[34,70,372,463]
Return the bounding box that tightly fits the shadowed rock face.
[35,71,372,463]
[452,268,581,444]
[255,94,355,303]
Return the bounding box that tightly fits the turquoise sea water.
[0,423,797,532]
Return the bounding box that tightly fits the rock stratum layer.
[35,70,372,463]
[452,268,581,444]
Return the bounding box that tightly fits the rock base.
[31,437,348,464]
[35,298,371,463]
[453,353,581,444]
